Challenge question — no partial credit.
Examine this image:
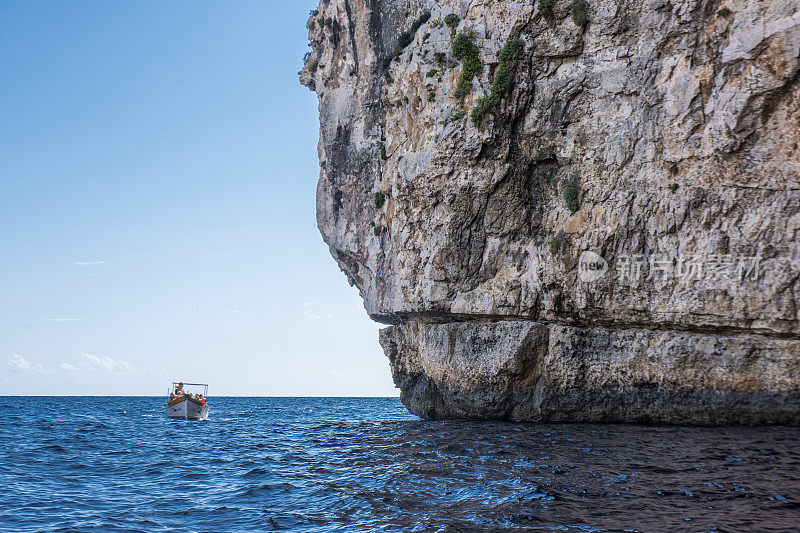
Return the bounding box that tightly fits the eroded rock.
[301,0,800,423]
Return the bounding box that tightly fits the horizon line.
[0,394,400,398]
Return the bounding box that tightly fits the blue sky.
[0,1,396,396]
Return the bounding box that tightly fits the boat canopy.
[171,382,209,396]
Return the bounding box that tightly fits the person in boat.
[174,382,184,396]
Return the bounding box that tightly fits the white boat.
[165,382,210,420]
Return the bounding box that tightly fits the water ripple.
[0,397,799,532]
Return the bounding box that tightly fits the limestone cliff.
[301,0,800,423]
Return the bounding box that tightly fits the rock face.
[301,0,800,423]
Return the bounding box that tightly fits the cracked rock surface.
[301,0,800,423]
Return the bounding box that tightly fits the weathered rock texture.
[301,0,800,423]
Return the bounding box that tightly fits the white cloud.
[303,311,334,320]
[44,318,84,322]
[79,352,134,373]
[5,354,47,374]
[73,261,108,266]
[4,352,135,378]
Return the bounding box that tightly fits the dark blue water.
[1,397,799,532]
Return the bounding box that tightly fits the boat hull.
[165,397,209,420]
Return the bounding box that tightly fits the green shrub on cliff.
[452,32,483,104]
[470,97,489,126]
[549,231,565,255]
[374,191,386,208]
[570,0,590,28]
[452,31,479,60]
[398,12,431,49]
[538,0,554,19]
[398,30,413,49]
[446,109,467,124]
[444,14,460,36]
[382,11,432,73]
[564,174,580,213]
[411,11,431,33]
[470,39,523,126]
[307,58,318,74]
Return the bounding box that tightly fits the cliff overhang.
[301,0,800,423]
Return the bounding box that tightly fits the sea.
[1,397,798,532]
